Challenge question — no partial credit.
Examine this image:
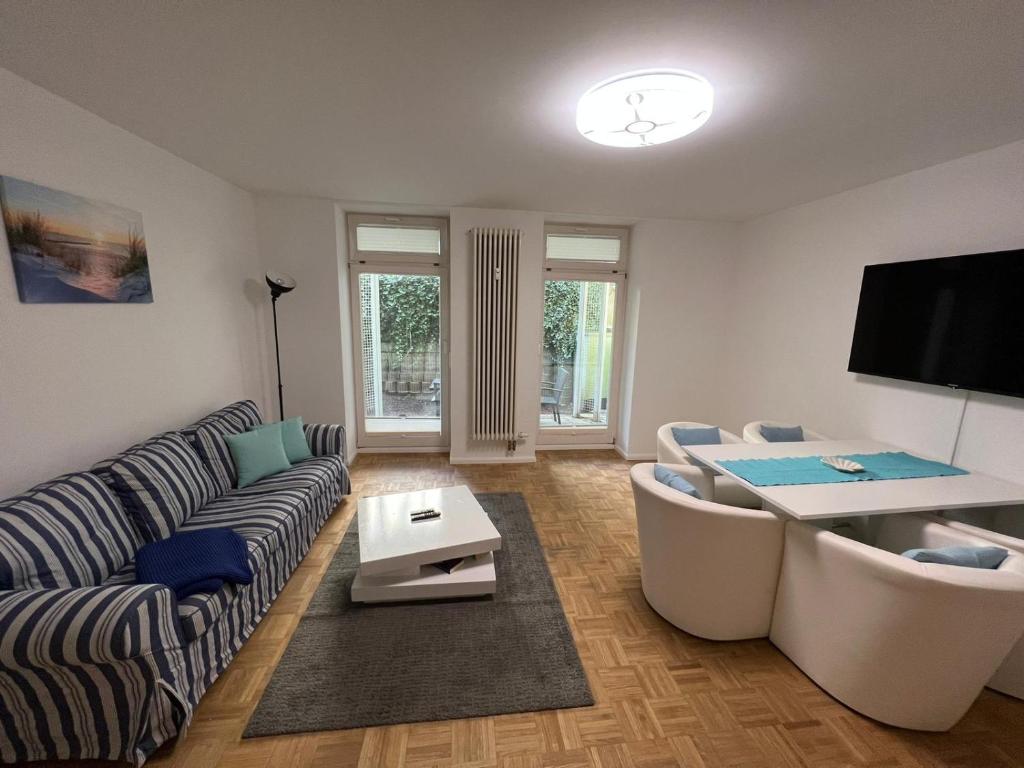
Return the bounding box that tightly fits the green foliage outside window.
[377,274,440,357]
[543,281,580,363]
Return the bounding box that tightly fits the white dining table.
[681,439,1024,520]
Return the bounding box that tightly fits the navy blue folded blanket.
[135,528,253,599]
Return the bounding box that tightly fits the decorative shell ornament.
[821,456,865,473]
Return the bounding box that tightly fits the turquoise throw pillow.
[671,426,721,446]
[902,545,1009,569]
[760,424,804,442]
[225,423,291,488]
[653,464,702,499]
[249,417,313,464]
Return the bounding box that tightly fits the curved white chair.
[743,420,830,443]
[656,422,761,508]
[630,462,785,640]
[919,510,1024,700]
[770,514,1024,731]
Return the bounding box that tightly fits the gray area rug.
[243,492,593,737]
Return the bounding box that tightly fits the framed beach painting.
[0,175,153,303]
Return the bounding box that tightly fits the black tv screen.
[848,249,1024,398]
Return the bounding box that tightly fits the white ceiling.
[1,0,1022,221]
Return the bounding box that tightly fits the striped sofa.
[0,401,349,765]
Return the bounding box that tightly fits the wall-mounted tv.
[848,249,1024,398]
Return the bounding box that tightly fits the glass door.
[351,265,448,448]
[538,274,625,445]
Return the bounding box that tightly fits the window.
[348,213,448,266]
[347,214,449,449]
[356,225,441,255]
[543,224,629,273]
[539,224,629,445]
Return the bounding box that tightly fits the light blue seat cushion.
[671,426,721,446]
[653,464,702,499]
[760,424,804,442]
[901,545,1009,569]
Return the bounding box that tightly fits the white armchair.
[630,462,785,640]
[919,509,1024,700]
[656,421,760,508]
[743,420,830,443]
[770,514,1024,730]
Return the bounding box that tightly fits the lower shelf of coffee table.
[350,552,496,603]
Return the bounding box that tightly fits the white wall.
[254,196,348,445]
[252,199,740,463]
[728,139,1024,482]
[618,219,740,458]
[0,68,270,496]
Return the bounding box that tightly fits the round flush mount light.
[576,69,714,148]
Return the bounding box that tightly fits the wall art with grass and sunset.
[1,175,152,303]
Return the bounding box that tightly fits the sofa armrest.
[0,584,183,668]
[304,423,346,463]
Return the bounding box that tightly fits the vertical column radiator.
[471,227,521,442]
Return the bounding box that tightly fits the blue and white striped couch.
[0,400,349,765]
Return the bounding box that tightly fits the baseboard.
[614,444,656,461]
[356,446,450,454]
[536,443,618,451]
[448,454,537,465]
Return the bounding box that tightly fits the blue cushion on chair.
[653,465,702,499]
[901,545,1009,569]
[760,424,804,442]
[671,426,721,446]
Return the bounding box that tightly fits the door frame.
[348,263,450,450]
[536,269,627,446]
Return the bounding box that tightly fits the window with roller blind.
[346,213,450,449]
[538,223,629,446]
[348,213,448,266]
[544,224,629,274]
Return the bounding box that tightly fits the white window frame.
[543,223,630,274]
[348,213,449,268]
[538,224,630,447]
[347,213,450,449]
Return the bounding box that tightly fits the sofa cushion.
[225,423,292,488]
[178,456,343,559]
[103,433,218,542]
[0,472,141,589]
[181,400,264,496]
[251,417,313,464]
[104,558,237,642]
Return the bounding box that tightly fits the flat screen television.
[847,249,1024,398]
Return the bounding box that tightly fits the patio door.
[537,272,625,446]
[347,214,449,449]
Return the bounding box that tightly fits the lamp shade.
[266,271,296,297]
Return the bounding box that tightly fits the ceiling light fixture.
[576,69,714,148]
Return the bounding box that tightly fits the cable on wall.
[948,388,971,465]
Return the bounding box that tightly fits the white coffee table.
[350,485,502,603]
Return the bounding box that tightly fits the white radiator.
[471,227,521,442]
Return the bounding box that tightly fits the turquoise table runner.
[717,451,968,487]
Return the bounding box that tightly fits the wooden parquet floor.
[48,451,1024,768]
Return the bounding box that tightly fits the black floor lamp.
[266,271,296,421]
